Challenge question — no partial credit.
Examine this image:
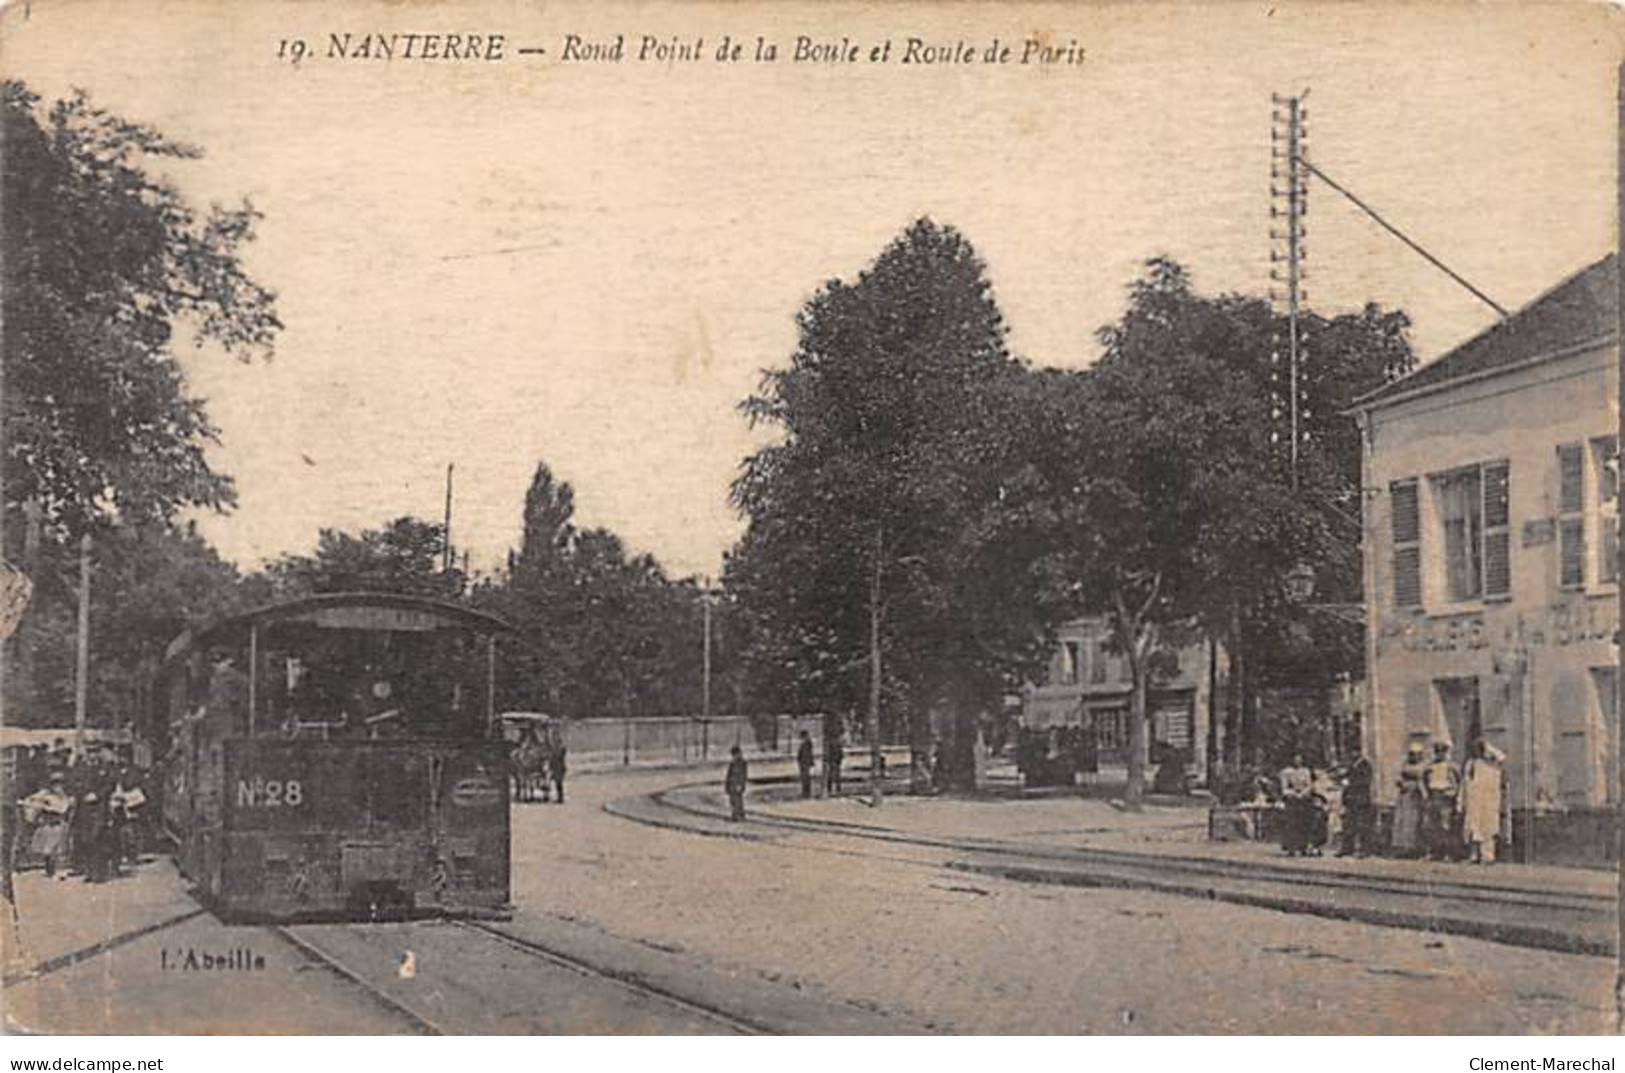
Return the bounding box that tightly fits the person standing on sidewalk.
[1278,754,1312,856]
[21,773,72,879]
[724,745,748,821]
[1422,740,1462,861]
[1392,742,1427,858]
[796,730,816,799]
[1338,744,1375,857]
[1458,738,1505,864]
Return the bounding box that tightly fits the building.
[1022,616,1218,784]
[1351,253,1619,863]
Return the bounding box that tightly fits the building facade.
[1022,616,1217,783]
[1353,254,1619,863]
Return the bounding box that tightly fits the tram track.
[267,924,448,1035]
[268,915,768,1034]
[449,919,770,1034]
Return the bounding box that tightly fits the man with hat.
[724,745,748,821]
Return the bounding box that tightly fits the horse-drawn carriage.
[499,712,564,803]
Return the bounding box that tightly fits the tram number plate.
[236,777,305,809]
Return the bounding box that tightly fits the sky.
[4,0,1618,580]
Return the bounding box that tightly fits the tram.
[149,592,514,921]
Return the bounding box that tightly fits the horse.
[511,733,551,803]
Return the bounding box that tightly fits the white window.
[1058,641,1080,685]
[1093,706,1127,750]
[1425,461,1511,605]
[1434,467,1483,602]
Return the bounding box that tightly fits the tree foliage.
[10,522,251,726]
[262,516,461,600]
[730,218,1064,784]
[1018,258,1415,797]
[2,81,280,539]
[475,462,726,720]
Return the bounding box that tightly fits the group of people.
[728,728,842,822]
[794,729,846,799]
[11,743,148,883]
[1393,738,1507,863]
[1275,736,1506,863]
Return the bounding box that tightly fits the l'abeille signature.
[159,947,267,972]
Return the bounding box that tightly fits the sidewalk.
[761,789,1613,900]
[650,777,1617,957]
[3,857,202,985]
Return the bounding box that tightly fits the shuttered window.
[1559,443,1585,588]
[1391,478,1421,608]
[1595,437,1619,585]
[1482,462,1511,598]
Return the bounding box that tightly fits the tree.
[732,218,1060,790]
[14,521,250,727]
[263,516,461,599]
[3,81,279,722]
[1022,259,1414,800]
[3,81,280,539]
[477,460,718,721]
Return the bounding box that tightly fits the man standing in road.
[796,730,816,798]
[548,736,568,804]
[824,735,844,797]
[724,745,748,821]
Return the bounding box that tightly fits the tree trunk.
[1224,598,1243,775]
[1125,649,1148,808]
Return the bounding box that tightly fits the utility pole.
[442,463,455,573]
[1270,91,1309,490]
[1613,57,1623,1033]
[73,531,91,757]
[869,527,884,807]
[701,578,713,722]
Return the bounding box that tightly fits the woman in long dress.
[1459,738,1506,864]
[1392,742,1427,857]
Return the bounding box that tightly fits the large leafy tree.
[731,218,1060,789]
[1022,259,1413,799]
[3,81,280,538]
[3,81,279,723]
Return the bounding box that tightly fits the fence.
[562,714,827,771]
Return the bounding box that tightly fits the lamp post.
[699,578,722,727]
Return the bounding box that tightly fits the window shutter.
[1484,532,1510,597]
[1483,463,1509,528]
[1483,462,1510,597]
[1393,547,1422,608]
[1391,480,1419,544]
[1559,444,1584,514]
[1391,478,1422,608]
[1560,518,1585,588]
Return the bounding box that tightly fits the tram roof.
[163,591,513,664]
